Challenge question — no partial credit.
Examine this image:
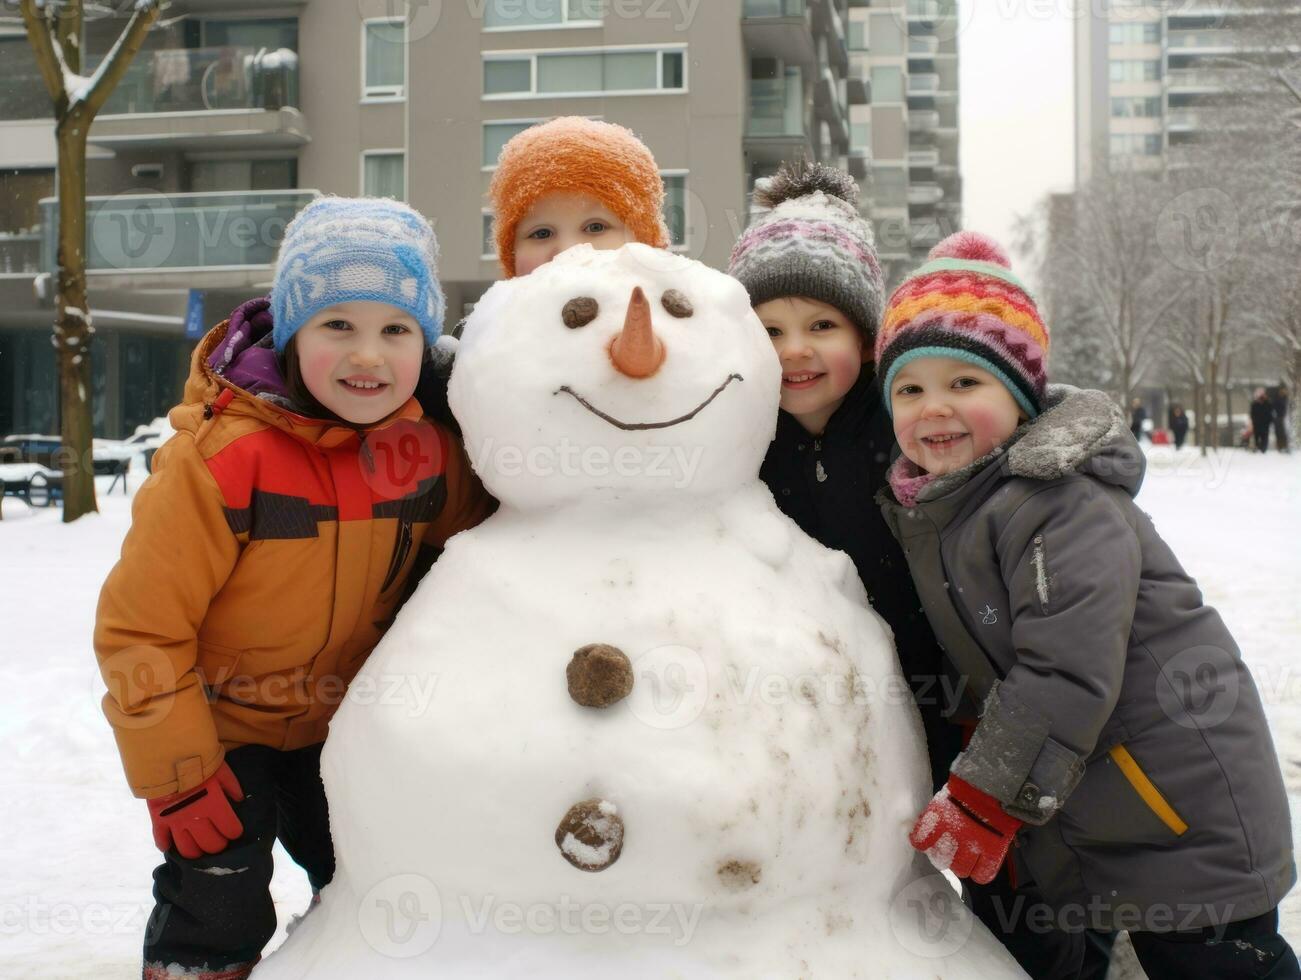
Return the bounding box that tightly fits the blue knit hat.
[271,196,445,352]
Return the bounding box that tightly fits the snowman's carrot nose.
[609,286,665,379]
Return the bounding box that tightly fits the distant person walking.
[1168,403,1189,450]
[1274,385,1290,453]
[1250,388,1274,453]
[1130,397,1147,442]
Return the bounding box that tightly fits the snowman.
[256,244,1026,978]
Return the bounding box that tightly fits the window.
[363,19,406,99]
[1109,59,1160,83]
[1108,23,1159,45]
[851,120,870,150]
[848,21,866,51]
[1110,96,1161,118]
[362,151,406,200]
[1108,133,1162,156]
[186,159,297,193]
[871,66,902,103]
[483,120,540,167]
[872,166,906,207]
[483,47,687,98]
[482,211,496,259]
[483,0,603,30]
[662,172,687,249]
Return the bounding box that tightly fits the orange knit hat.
[489,117,670,278]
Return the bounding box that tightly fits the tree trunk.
[1197,380,1210,456]
[1207,357,1221,451]
[55,117,97,522]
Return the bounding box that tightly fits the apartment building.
[0,0,956,438]
[847,0,962,284]
[1075,0,1288,181]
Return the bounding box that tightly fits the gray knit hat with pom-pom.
[727,161,885,340]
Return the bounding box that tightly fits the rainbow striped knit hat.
[875,231,1049,419]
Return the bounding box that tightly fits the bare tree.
[20,0,160,521]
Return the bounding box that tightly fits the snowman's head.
[450,244,781,509]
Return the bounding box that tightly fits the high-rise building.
[1074,0,1286,181]
[847,0,962,284]
[0,0,959,437]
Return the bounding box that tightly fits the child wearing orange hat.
[488,116,670,278]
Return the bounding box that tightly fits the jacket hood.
[206,296,291,404]
[1006,385,1144,495]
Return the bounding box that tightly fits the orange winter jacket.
[95,317,493,799]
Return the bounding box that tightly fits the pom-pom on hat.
[727,160,885,342]
[271,196,444,352]
[875,230,1049,418]
[489,117,670,279]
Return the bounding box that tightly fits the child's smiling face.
[512,191,634,276]
[756,296,867,436]
[890,356,1025,475]
[293,301,426,425]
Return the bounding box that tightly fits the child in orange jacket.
[94,197,492,980]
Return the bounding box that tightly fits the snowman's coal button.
[717,859,762,891]
[562,296,599,329]
[555,799,624,872]
[661,289,694,318]
[566,643,634,707]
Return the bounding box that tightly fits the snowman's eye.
[562,297,599,329]
[661,290,693,318]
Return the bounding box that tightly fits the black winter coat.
[759,373,962,790]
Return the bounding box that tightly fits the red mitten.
[147,762,245,859]
[909,775,1023,885]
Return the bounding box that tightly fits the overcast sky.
[958,2,1076,262]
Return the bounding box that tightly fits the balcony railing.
[908,109,940,131]
[92,45,299,116]
[1166,68,1228,89]
[743,0,806,16]
[908,148,940,167]
[1167,29,1234,50]
[748,73,806,137]
[908,36,939,55]
[40,190,316,274]
[0,232,42,275]
[908,183,944,205]
[907,72,940,94]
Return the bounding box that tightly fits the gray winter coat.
[879,385,1294,932]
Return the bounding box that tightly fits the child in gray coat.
[876,231,1296,980]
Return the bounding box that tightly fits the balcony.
[814,68,850,148]
[907,73,940,95]
[907,109,940,131]
[0,232,42,276]
[87,46,307,152]
[908,148,940,168]
[746,73,813,165]
[1166,29,1235,52]
[819,0,851,74]
[846,148,869,181]
[908,183,944,205]
[847,73,869,104]
[39,190,317,290]
[1166,68,1228,92]
[908,35,939,56]
[743,0,817,69]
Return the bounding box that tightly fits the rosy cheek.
[961,405,1014,452]
[822,348,864,391]
[300,350,339,393]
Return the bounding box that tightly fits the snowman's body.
[257,246,1025,978]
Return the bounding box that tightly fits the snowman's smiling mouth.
[554,374,744,431]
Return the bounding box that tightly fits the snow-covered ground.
[1,446,1298,978]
